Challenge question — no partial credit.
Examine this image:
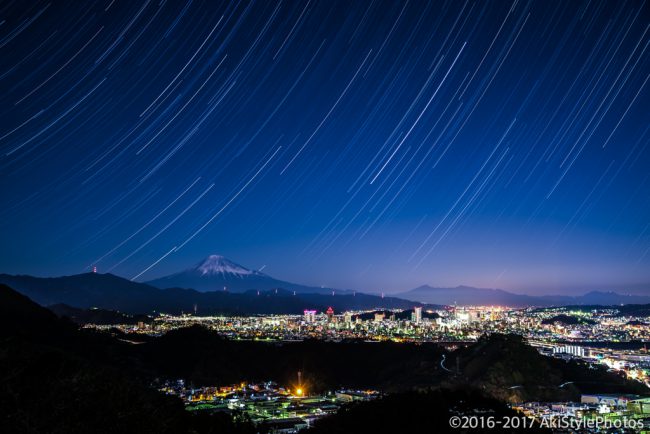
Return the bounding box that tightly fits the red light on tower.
[92,266,97,273]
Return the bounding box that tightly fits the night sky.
[1,0,648,295]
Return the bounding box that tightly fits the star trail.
[0,0,648,294]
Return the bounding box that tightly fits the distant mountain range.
[0,271,430,316]
[146,254,346,294]
[398,285,650,307]
[1,254,649,315]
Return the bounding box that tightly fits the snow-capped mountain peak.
[195,255,260,277]
[146,254,341,294]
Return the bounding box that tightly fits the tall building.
[413,306,422,324]
[304,310,316,323]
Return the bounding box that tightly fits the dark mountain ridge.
[0,272,435,315]
[0,284,196,434]
[399,284,650,307]
[48,303,154,325]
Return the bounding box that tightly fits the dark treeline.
[129,325,446,392]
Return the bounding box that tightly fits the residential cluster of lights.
[158,379,379,431]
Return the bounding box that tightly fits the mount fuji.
[145,254,340,294]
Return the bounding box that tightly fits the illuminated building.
[553,345,588,357]
[303,310,316,323]
[412,306,422,324]
[326,306,334,322]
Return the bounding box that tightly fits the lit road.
[440,354,453,373]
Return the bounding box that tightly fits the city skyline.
[1,0,649,294]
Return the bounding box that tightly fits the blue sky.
[1,0,648,294]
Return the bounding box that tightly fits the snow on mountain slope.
[195,255,263,277]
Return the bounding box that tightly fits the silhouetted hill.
[400,285,543,306]
[447,334,649,402]
[120,328,650,402]
[0,284,253,434]
[0,272,165,309]
[0,283,76,340]
[132,325,446,392]
[399,285,650,307]
[617,303,650,317]
[48,303,153,325]
[0,272,434,315]
[308,389,550,433]
[567,291,650,305]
